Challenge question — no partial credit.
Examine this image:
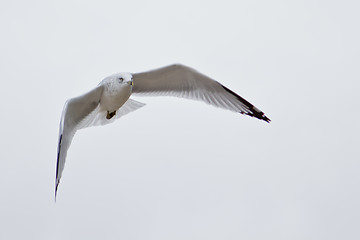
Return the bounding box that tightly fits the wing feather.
[55,85,104,199]
[132,64,270,122]
[55,91,145,199]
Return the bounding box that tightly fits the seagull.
[55,64,270,199]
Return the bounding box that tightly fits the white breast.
[100,80,132,112]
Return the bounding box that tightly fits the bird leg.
[106,110,116,119]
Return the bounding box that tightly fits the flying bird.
[55,64,270,198]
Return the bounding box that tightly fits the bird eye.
[118,77,124,82]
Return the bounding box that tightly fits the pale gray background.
[0,0,359,239]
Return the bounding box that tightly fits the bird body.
[55,64,270,199]
[98,73,133,116]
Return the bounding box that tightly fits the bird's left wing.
[132,64,270,122]
[55,85,104,199]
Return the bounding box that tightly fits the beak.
[128,81,134,86]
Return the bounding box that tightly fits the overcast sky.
[1,0,359,239]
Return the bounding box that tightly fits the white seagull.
[55,64,270,198]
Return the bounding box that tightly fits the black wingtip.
[55,134,62,202]
[220,84,271,123]
[55,181,59,202]
[263,115,271,123]
[240,110,271,123]
[248,111,271,123]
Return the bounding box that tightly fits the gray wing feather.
[132,64,270,122]
[55,85,104,199]
[55,92,145,199]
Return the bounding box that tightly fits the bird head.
[114,72,133,86]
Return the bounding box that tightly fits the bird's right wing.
[55,85,104,199]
